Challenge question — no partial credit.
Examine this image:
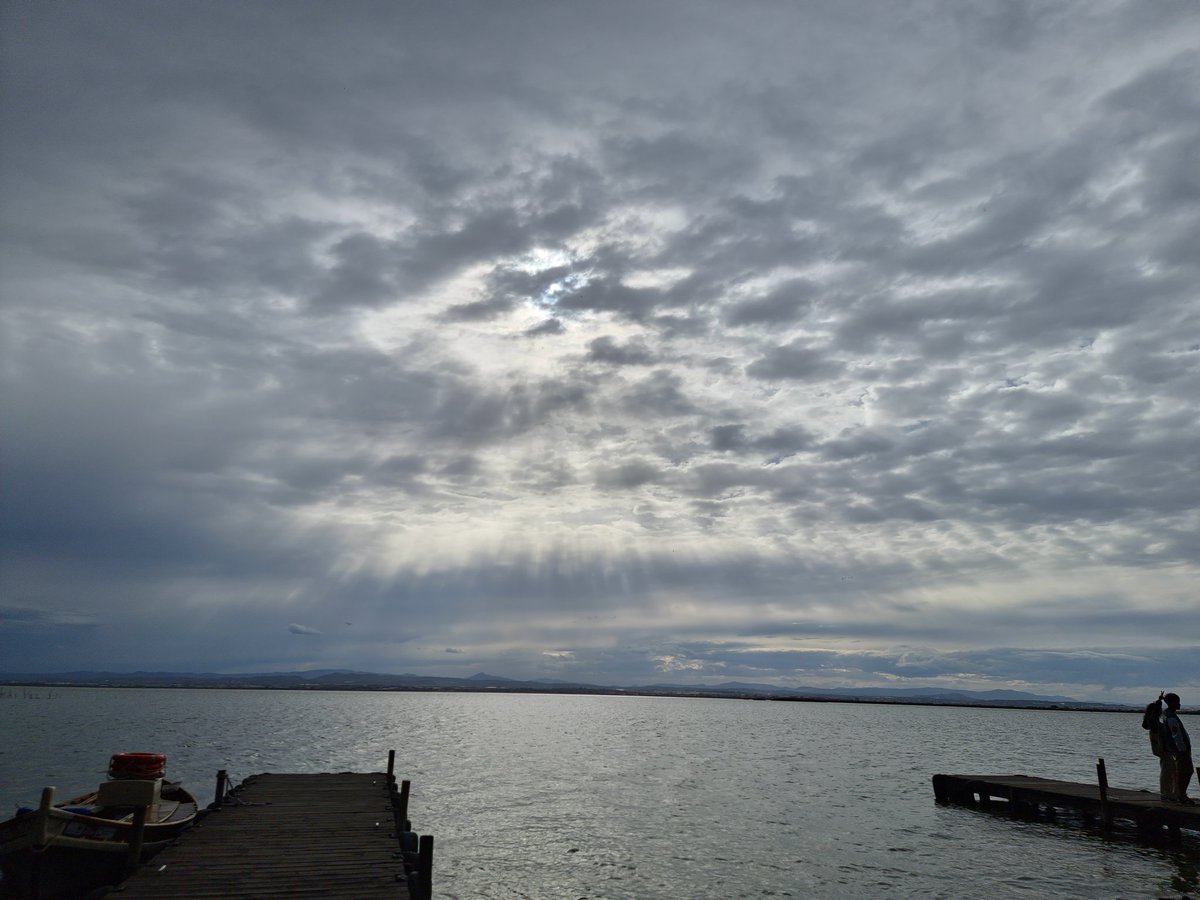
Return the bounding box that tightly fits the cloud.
[723,279,816,327]
[524,318,565,337]
[653,655,707,673]
[586,335,656,366]
[594,460,663,491]
[287,624,322,636]
[745,342,842,382]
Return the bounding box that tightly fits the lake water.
[1,688,1195,898]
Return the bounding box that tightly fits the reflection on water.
[1,688,1194,898]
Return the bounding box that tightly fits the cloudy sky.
[2,1,1197,703]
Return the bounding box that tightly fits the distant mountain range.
[0,668,1132,710]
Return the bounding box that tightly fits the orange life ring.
[108,752,166,780]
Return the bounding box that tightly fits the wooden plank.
[117,773,424,899]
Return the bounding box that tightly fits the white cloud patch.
[654,656,706,673]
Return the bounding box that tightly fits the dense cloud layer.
[2,1,1197,702]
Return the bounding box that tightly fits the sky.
[1,1,1197,704]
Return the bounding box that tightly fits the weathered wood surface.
[933,773,1200,841]
[116,773,416,898]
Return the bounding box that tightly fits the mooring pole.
[30,787,55,896]
[35,786,55,847]
[1096,758,1111,830]
[214,769,228,808]
[417,833,434,900]
[399,779,411,831]
[387,749,396,785]
[125,803,149,875]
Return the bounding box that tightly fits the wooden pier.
[933,763,1200,845]
[114,754,432,898]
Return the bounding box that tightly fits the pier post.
[399,779,411,831]
[29,787,55,896]
[126,804,149,875]
[34,786,55,848]
[214,769,228,808]
[1096,758,1111,830]
[417,833,434,900]
[387,749,396,784]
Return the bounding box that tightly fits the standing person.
[1160,692,1194,804]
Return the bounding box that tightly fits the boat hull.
[0,784,197,899]
[0,841,174,900]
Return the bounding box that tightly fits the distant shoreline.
[0,678,1141,713]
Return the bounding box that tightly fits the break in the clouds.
[1,1,1197,703]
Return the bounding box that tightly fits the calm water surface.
[1,688,1195,898]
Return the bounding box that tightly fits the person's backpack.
[1142,698,1164,756]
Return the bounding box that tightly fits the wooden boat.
[0,753,198,899]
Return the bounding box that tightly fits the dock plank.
[117,773,416,899]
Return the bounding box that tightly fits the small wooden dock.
[933,768,1200,845]
[114,756,432,898]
